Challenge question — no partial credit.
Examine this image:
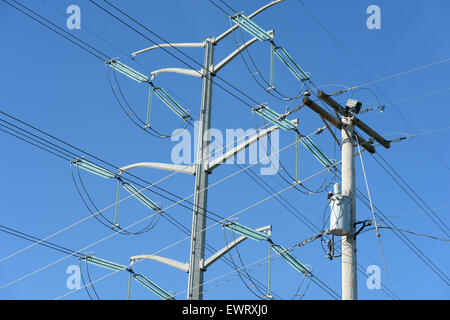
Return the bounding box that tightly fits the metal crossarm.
[254,105,297,130]
[106,59,149,83]
[72,159,117,179]
[84,256,129,272]
[231,14,273,41]
[122,182,161,211]
[224,222,270,241]
[133,274,175,300]
[153,87,191,119]
[272,245,311,274]
[273,47,309,81]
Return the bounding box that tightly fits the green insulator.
[114,180,121,226]
[295,133,300,181]
[146,86,153,127]
[269,43,275,88]
[267,242,272,299]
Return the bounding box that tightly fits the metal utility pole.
[122,1,285,300]
[340,116,357,300]
[187,37,214,300]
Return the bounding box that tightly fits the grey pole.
[341,116,357,300]
[187,37,215,300]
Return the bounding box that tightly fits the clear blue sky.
[0,0,449,300]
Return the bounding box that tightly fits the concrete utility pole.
[340,116,357,300]
[187,37,214,300]
[303,91,391,300]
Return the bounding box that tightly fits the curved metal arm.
[130,254,189,273]
[214,0,284,44]
[150,67,203,80]
[132,42,205,58]
[214,36,259,74]
[119,162,196,175]
[203,225,272,270]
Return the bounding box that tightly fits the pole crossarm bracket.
[150,67,203,80]
[132,42,205,58]
[203,225,272,270]
[118,162,196,175]
[213,36,260,74]
[206,125,279,172]
[129,225,272,273]
[130,254,189,273]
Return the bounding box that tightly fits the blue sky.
[0,0,449,300]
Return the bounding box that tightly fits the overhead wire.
[355,135,394,300]
[370,152,449,237]
[7,0,426,298]
[6,0,333,266]
[1,151,341,292]
[296,0,450,170]
[2,0,110,61]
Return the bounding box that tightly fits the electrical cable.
[370,153,449,237]
[296,0,450,170]
[222,228,266,299]
[355,135,394,300]
[1,157,340,291]
[2,0,110,61]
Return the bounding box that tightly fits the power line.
[0,225,85,259]
[353,183,450,286]
[1,159,339,292]
[370,152,449,237]
[2,0,110,61]
[296,0,450,171]
[88,0,263,109]
[355,136,394,299]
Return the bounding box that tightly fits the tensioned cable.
[296,0,450,170]
[4,0,324,249]
[370,153,449,237]
[351,179,450,285]
[1,110,396,298]
[339,60,450,96]
[89,0,263,109]
[377,204,450,223]
[0,109,292,262]
[0,125,324,267]
[222,228,266,299]
[7,0,272,122]
[2,153,340,291]
[0,114,203,237]
[3,0,110,61]
[355,135,394,300]
[327,158,450,288]
[371,226,450,242]
[57,225,342,300]
[0,225,85,259]
[7,0,392,298]
[4,0,370,298]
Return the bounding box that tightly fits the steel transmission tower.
[126,0,284,300]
